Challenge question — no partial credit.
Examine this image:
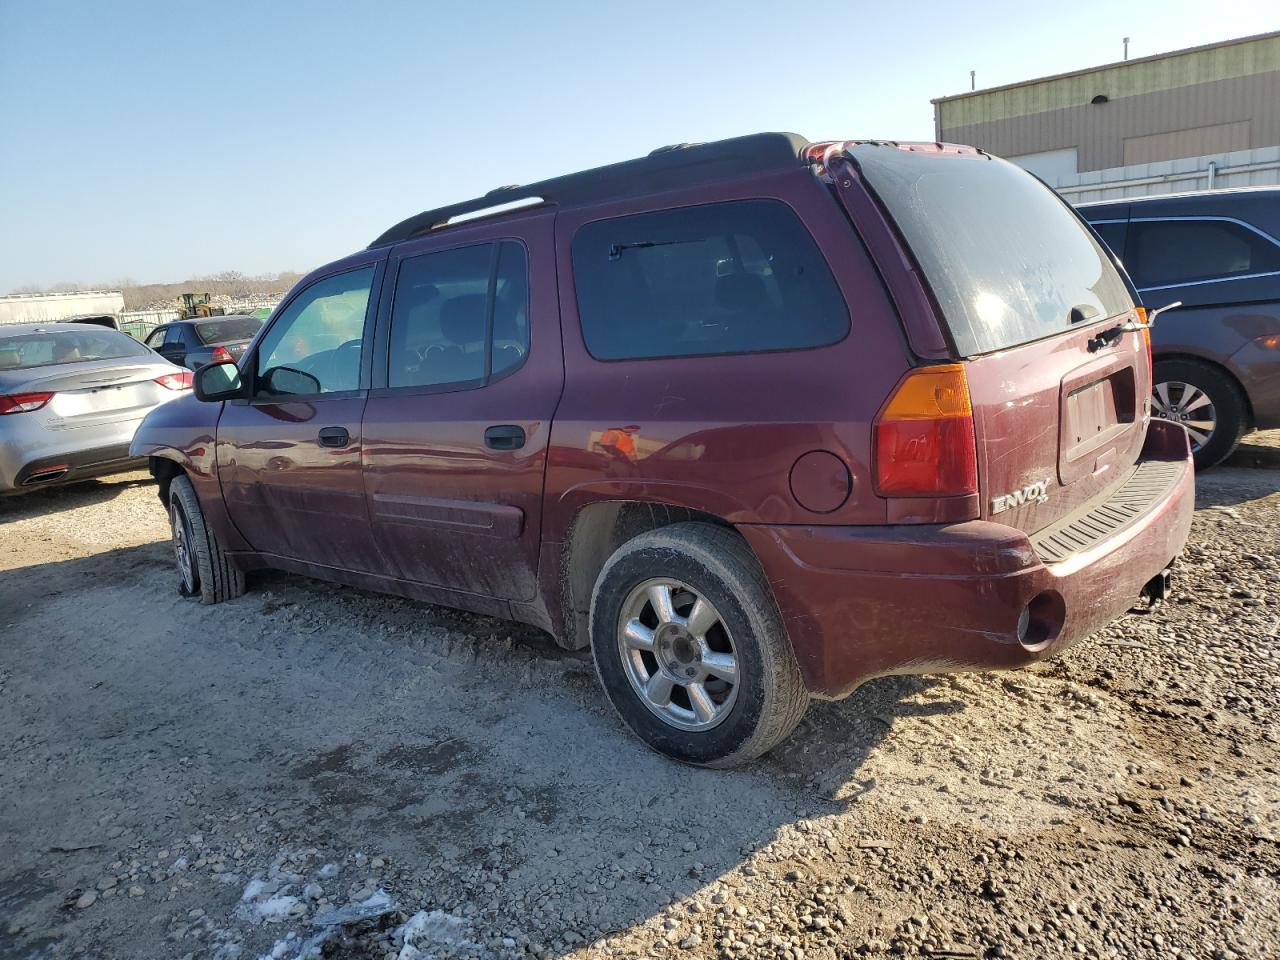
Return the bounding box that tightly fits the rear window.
[0,329,150,371]
[849,146,1133,356]
[572,199,849,360]
[195,317,262,345]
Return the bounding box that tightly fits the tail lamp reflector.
[211,346,234,363]
[873,364,977,497]
[0,392,55,415]
[155,371,194,391]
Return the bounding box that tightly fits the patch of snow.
[396,910,482,960]
[256,895,304,923]
[316,863,339,879]
[311,889,396,927]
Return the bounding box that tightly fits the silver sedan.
[0,324,193,494]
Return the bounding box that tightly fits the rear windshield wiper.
[608,240,685,261]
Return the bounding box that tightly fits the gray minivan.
[1078,187,1280,467]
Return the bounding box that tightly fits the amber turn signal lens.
[879,363,973,421]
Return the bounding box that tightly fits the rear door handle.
[318,426,350,448]
[484,424,526,450]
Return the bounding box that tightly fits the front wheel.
[589,523,808,767]
[168,474,246,604]
[1151,358,1247,469]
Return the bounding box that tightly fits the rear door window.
[1126,218,1280,290]
[571,199,849,361]
[849,146,1133,356]
[386,240,529,390]
[1090,220,1127,258]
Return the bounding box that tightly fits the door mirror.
[260,365,321,397]
[193,360,246,401]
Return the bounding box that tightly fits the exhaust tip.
[22,465,70,485]
[1017,590,1066,649]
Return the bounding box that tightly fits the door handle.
[318,426,350,448]
[484,424,526,451]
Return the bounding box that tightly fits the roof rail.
[369,132,810,248]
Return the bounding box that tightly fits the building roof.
[932,29,1280,105]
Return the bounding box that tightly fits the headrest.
[439,294,487,345]
[715,273,767,312]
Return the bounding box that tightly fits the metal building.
[0,290,125,326]
[932,31,1280,202]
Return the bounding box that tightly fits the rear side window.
[850,146,1133,356]
[1090,220,1127,258]
[572,199,849,361]
[387,240,529,389]
[1126,219,1280,289]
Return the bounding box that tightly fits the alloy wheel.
[170,501,198,594]
[616,578,739,732]
[1152,380,1216,452]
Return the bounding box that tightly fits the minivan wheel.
[168,474,246,604]
[1151,359,1246,469]
[589,523,809,767]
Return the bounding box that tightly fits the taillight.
[873,364,977,497]
[1134,307,1153,385]
[211,346,233,363]
[0,392,55,415]
[154,371,194,391]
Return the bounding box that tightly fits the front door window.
[255,268,375,394]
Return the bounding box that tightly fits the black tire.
[1152,358,1247,469]
[589,522,809,768]
[168,474,246,604]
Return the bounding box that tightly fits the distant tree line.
[7,271,305,311]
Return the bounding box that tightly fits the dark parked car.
[142,315,263,370]
[1078,187,1280,467]
[132,134,1193,766]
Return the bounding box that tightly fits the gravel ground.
[1,434,1278,960]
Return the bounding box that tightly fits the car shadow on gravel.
[0,470,153,523]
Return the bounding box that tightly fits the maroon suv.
[131,133,1194,766]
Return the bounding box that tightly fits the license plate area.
[1060,360,1137,484]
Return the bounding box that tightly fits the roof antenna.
[969,70,976,91]
[1123,37,1130,60]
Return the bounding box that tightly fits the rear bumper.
[740,420,1195,699]
[0,416,147,494]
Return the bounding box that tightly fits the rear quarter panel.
[544,169,915,539]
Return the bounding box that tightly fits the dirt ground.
[2,435,1278,960]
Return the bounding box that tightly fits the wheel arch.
[147,452,190,505]
[1153,350,1255,430]
[559,499,739,651]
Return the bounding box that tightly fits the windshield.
[196,316,262,345]
[0,329,151,371]
[848,146,1133,356]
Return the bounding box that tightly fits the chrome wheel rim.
[1152,380,1216,452]
[171,502,197,593]
[616,578,739,732]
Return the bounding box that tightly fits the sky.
[1,0,1276,292]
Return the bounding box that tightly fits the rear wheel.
[1151,358,1247,469]
[168,474,245,604]
[589,523,808,767]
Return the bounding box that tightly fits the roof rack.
[368,132,810,249]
